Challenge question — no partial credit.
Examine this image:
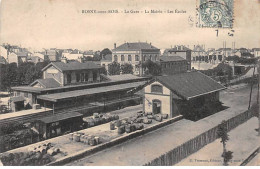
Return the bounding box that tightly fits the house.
[192,45,208,62]
[0,56,7,64]
[252,48,260,57]
[216,48,232,59]
[44,49,59,61]
[158,56,188,75]
[143,71,226,119]
[67,49,84,60]
[100,54,112,72]
[83,50,95,58]
[27,56,44,64]
[40,57,102,86]
[8,52,28,65]
[0,46,8,60]
[61,49,73,58]
[112,42,161,76]
[33,52,45,60]
[163,45,191,70]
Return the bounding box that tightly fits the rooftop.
[30,78,61,88]
[113,42,159,51]
[38,81,146,102]
[16,52,28,57]
[159,56,186,62]
[167,45,191,52]
[38,112,83,124]
[42,60,101,72]
[11,74,150,93]
[156,71,226,100]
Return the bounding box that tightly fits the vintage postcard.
[0,0,259,166]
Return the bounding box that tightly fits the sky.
[0,0,259,51]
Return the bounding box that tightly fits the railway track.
[240,147,259,166]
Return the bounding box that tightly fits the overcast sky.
[0,0,259,51]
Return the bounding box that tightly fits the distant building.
[83,50,95,58]
[252,48,260,57]
[216,48,232,59]
[66,49,84,60]
[0,56,7,64]
[33,52,45,60]
[143,71,225,118]
[100,54,112,72]
[0,46,9,60]
[163,45,191,70]
[8,52,28,65]
[158,56,188,75]
[112,42,160,76]
[27,56,44,64]
[44,49,59,61]
[191,45,207,62]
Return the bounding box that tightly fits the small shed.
[10,96,25,112]
[35,112,83,139]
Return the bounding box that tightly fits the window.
[81,73,85,82]
[114,55,118,62]
[121,55,124,61]
[128,55,132,61]
[143,55,146,61]
[24,92,28,98]
[135,55,139,61]
[149,55,152,60]
[76,73,80,82]
[93,72,97,81]
[84,73,89,82]
[155,55,158,61]
[151,85,163,94]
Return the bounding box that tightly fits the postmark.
[196,0,234,28]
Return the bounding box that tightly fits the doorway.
[152,99,161,114]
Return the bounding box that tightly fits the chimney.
[61,56,68,63]
[114,43,116,49]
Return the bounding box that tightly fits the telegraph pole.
[257,60,260,136]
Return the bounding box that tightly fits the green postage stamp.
[196,0,234,28]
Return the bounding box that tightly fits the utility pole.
[257,60,260,137]
[248,65,256,110]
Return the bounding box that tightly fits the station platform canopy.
[38,81,146,102]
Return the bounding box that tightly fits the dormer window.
[151,84,163,94]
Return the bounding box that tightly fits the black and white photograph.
[0,0,259,166]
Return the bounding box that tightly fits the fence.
[145,109,254,166]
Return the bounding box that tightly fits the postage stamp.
[196,0,234,28]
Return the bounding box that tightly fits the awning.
[38,81,146,102]
[38,112,83,124]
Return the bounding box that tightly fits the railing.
[145,110,255,166]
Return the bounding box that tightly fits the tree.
[108,61,120,75]
[121,63,133,74]
[100,67,107,75]
[142,60,161,76]
[217,120,233,166]
[100,48,112,59]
